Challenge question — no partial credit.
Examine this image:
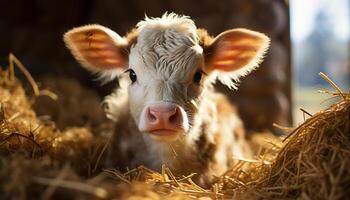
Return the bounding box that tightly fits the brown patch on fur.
[196,124,216,166]
[214,94,251,156]
[197,28,214,49]
[124,28,139,52]
[214,93,237,115]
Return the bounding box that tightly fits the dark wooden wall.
[0,0,291,134]
[217,0,292,134]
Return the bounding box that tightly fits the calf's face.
[64,14,269,142]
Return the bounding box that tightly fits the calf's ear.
[64,25,129,80]
[204,28,270,89]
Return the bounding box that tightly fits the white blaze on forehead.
[137,13,199,43]
[131,13,203,80]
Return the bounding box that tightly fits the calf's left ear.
[204,28,270,88]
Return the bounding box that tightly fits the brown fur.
[124,28,139,52]
[124,28,215,54]
[197,28,214,48]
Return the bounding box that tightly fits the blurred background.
[290,0,350,125]
[0,0,348,135]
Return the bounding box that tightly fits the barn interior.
[0,0,349,199]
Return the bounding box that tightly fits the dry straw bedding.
[0,55,349,199]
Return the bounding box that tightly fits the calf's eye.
[128,69,137,83]
[193,71,202,84]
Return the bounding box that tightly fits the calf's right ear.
[64,25,129,79]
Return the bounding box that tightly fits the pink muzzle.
[138,103,185,135]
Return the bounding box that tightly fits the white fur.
[126,13,204,131]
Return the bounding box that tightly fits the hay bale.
[216,75,350,199]
[256,90,350,199]
[1,55,349,199]
[0,56,109,199]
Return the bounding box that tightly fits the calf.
[64,13,269,186]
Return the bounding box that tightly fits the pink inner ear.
[66,27,128,71]
[205,29,269,72]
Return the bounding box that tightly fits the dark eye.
[193,71,202,84]
[128,69,137,83]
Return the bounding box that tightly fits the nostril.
[169,108,180,124]
[148,109,158,122]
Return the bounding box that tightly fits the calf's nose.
[145,104,183,131]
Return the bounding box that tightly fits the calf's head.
[64,14,269,142]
